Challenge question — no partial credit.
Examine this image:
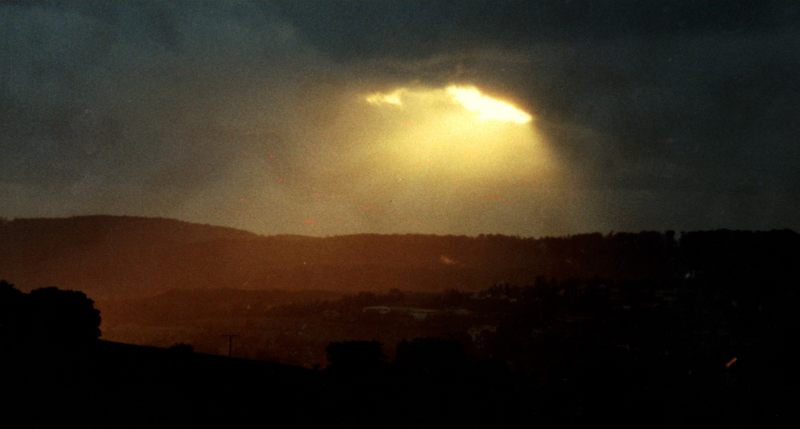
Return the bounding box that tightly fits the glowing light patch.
[364,84,532,124]
[446,85,532,124]
[352,82,550,182]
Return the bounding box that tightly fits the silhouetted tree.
[26,287,101,347]
[0,281,100,351]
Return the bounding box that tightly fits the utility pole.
[221,334,239,357]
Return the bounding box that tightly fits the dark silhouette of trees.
[0,280,100,351]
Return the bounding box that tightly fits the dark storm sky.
[2,0,799,236]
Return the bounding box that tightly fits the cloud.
[274,0,799,60]
[1,1,317,189]
[2,0,799,234]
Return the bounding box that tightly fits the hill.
[2,216,798,300]
[0,216,262,297]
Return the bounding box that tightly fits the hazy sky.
[2,0,799,236]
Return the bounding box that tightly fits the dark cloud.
[1,0,799,234]
[275,0,799,60]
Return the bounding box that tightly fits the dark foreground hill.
[4,340,322,428]
[3,215,798,299]
[4,326,794,428]
[3,337,524,428]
